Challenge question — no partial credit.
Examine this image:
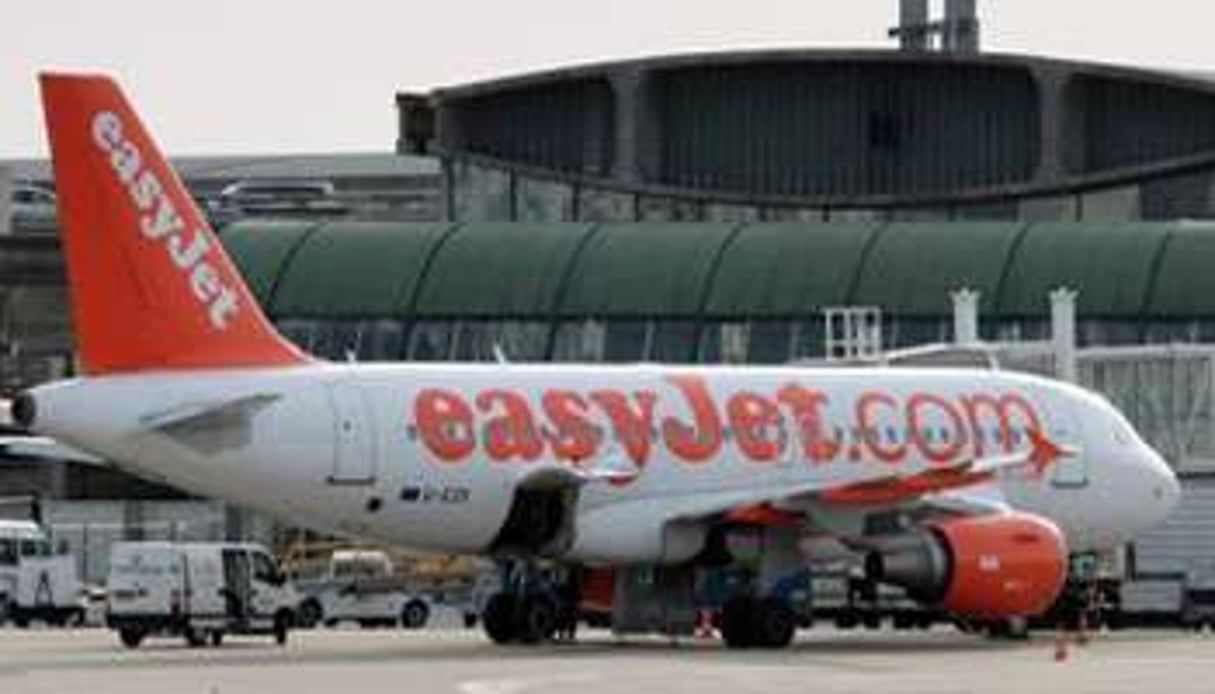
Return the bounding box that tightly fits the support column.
[610,67,659,186]
[1051,288,1078,383]
[1033,67,1073,186]
[951,288,980,344]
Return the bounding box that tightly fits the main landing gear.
[482,591,559,645]
[481,563,566,645]
[719,595,797,649]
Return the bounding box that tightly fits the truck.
[106,541,299,648]
[0,519,84,627]
[294,550,431,629]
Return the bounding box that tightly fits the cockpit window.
[1107,408,1138,447]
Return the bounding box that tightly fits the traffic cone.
[1053,629,1069,662]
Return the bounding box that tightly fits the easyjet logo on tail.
[91,111,239,330]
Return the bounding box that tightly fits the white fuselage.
[27,363,1179,562]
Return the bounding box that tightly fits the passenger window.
[18,539,47,558]
[252,553,280,585]
[0,539,15,566]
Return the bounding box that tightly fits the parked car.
[214,178,346,221]
[294,549,430,629]
[9,182,58,228]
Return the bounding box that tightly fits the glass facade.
[445,162,1215,224]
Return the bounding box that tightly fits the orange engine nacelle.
[865,513,1068,617]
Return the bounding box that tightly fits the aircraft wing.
[666,429,1075,534]
[813,428,1073,506]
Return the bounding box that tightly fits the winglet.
[40,73,310,374]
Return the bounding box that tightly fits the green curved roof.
[996,223,1170,316]
[270,222,455,317]
[558,223,739,317]
[703,223,880,316]
[221,220,1215,324]
[221,221,319,305]
[853,223,1025,316]
[1145,225,1215,317]
[413,223,595,317]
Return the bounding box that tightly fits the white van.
[0,519,83,627]
[106,542,298,648]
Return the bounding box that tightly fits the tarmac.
[0,626,1212,694]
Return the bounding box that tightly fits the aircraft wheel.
[720,596,756,649]
[753,598,796,649]
[210,630,224,647]
[515,594,557,645]
[482,593,518,645]
[987,617,1030,640]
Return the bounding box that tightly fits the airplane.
[13,72,1180,648]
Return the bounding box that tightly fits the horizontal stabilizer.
[0,435,105,466]
[141,393,280,455]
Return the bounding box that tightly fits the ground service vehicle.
[0,519,83,627]
[22,73,1181,649]
[106,541,298,648]
[295,549,430,629]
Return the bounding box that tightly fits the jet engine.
[865,513,1067,617]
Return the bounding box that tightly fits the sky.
[4,0,1215,158]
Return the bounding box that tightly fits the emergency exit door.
[327,382,378,485]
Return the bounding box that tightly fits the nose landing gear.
[719,595,797,649]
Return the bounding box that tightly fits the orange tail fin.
[40,73,309,374]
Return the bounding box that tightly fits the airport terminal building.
[410,51,1215,224]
